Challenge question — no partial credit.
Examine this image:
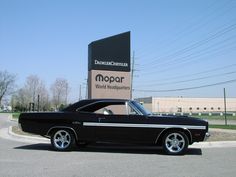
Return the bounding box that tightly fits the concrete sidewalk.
[210,128,236,133]
[208,119,236,125]
[0,126,49,144]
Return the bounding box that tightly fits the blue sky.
[0,0,236,102]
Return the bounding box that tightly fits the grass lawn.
[12,112,21,119]
[195,115,236,120]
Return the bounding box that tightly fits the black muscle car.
[19,99,209,155]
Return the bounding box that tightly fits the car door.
[85,103,157,144]
[126,114,160,143]
[93,113,131,142]
[70,111,99,141]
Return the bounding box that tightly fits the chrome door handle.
[98,117,106,122]
[72,121,81,125]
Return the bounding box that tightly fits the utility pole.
[79,84,82,100]
[37,94,40,112]
[85,78,88,99]
[131,51,135,100]
[65,84,68,105]
[224,88,227,125]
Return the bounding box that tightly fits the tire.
[162,130,189,155]
[51,129,75,151]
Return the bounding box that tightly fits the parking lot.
[1,114,236,177]
[0,138,236,177]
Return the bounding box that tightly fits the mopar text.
[95,74,124,83]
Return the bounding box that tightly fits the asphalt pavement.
[1,113,236,177]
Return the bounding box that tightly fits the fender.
[155,127,193,144]
[47,126,78,140]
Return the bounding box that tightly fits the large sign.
[88,32,131,99]
[88,70,131,99]
[88,32,130,72]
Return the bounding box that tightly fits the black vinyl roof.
[63,99,129,112]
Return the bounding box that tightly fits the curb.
[0,126,50,144]
[190,141,236,149]
[8,126,49,143]
[210,128,236,133]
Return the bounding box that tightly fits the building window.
[177,107,182,113]
[218,107,221,110]
[189,107,192,111]
[211,107,214,110]
[204,107,207,110]
[196,107,200,110]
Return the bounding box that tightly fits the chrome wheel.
[163,131,188,155]
[52,130,72,150]
[165,133,185,153]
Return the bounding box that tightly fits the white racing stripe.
[83,122,206,130]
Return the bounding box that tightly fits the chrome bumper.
[204,132,210,141]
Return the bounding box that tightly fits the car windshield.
[131,101,152,115]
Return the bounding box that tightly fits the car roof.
[63,98,130,112]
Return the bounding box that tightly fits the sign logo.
[94,60,128,68]
[95,74,124,83]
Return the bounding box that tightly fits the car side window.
[95,105,127,115]
[127,104,138,115]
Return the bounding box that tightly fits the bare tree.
[12,88,30,111]
[37,82,50,111]
[51,78,69,109]
[13,75,50,111]
[25,75,40,104]
[0,71,16,106]
[26,75,51,111]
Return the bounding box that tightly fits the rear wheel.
[162,130,189,155]
[51,129,75,151]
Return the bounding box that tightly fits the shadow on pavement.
[14,143,202,156]
[14,143,52,151]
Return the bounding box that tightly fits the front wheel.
[162,131,189,155]
[51,129,75,151]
